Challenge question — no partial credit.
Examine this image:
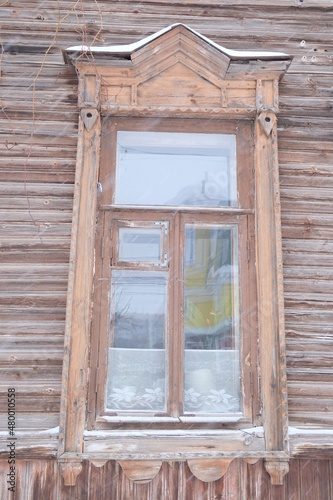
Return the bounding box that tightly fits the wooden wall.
[0,0,332,455]
[0,458,332,500]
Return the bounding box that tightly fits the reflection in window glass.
[107,271,167,412]
[183,225,241,413]
[119,227,162,263]
[116,131,237,207]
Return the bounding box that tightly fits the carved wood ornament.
[60,24,292,486]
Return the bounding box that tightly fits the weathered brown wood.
[1,458,332,499]
[118,460,162,484]
[92,117,257,431]
[59,75,101,456]
[265,459,289,486]
[57,22,292,486]
[59,460,83,487]
[1,1,333,495]
[0,413,59,431]
[0,441,58,460]
[255,110,288,454]
[82,430,267,458]
[317,460,331,500]
[187,458,232,482]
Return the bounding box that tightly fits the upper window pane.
[119,227,162,263]
[116,131,237,207]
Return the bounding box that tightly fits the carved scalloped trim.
[90,459,109,468]
[187,459,232,482]
[245,458,260,465]
[118,460,162,484]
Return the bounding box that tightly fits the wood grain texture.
[0,458,332,499]
[255,109,287,453]
[0,0,332,482]
[64,24,289,485]
[59,74,101,455]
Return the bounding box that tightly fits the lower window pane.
[107,348,166,411]
[183,225,241,414]
[184,350,241,413]
[106,270,167,412]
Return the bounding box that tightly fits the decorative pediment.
[65,23,292,116]
[130,24,230,83]
[137,62,222,108]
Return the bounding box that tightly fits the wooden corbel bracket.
[59,459,83,486]
[264,459,289,485]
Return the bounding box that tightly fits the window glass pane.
[107,271,167,412]
[116,131,237,207]
[119,227,162,263]
[183,225,241,413]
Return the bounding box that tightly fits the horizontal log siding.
[0,1,332,433]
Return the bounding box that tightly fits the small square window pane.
[119,227,162,263]
[116,131,237,207]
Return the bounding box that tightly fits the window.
[89,118,257,426]
[60,24,292,486]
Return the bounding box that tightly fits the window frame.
[88,117,257,429]
[60,24,292,487]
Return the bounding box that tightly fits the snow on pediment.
[66,23,290,62]
[65,24,292,114]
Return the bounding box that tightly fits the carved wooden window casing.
[60,24,292,487]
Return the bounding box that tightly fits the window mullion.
[169,211,182,417]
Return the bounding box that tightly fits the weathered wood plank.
[0,0,332,451]
[0,397,60,413]
[0,367,62,383]
[289,413,333,427]
[0,182,74,196]
[0,320,65,335]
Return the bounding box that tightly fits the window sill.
[96,414,246,424]
[80,427,267,459]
